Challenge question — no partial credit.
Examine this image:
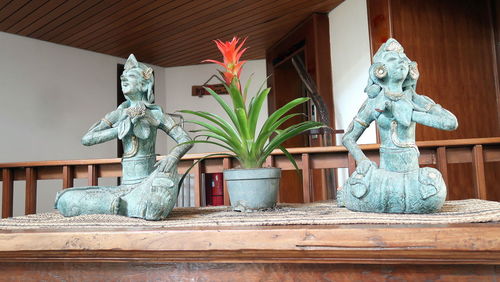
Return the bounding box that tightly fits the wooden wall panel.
[367,0,500,200]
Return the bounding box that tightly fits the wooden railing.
[1,137,499,218]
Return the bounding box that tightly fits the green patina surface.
[338,38,458,214]
[55,54,193,220]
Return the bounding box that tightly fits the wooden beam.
[25,167,37,215]
[87,165,97,186]
[193,161,203,207]
[62,165,74,189]
[472,145,487,199]
[436,147,449,187]
[0,224,498,264]
[302,154,311,203]
[222,158,231,206]
[2,169,13,218]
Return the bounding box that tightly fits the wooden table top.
[0,223,498,264]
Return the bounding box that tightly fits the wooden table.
[0,223,498,280]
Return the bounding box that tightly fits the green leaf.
[243,73,254,105]
[248,87,270,138]
[252,112,305,155]
[258,97,310,140]
[177,139,235,153]
[203,87,240,130]
[235,107,251,142]
[260,121,325,164]
[227,79,245,110]
[180,110,242,144]
[185,120,241,151]
[278,145,301,176]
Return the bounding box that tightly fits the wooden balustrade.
[0,137,499,218]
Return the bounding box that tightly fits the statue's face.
[383,51,410,82]
[121,69,145,100]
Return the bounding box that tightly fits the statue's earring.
[373,63,387,79]
[409,62,419,80]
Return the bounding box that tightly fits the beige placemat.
[0,199,499,230]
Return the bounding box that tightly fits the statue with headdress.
[338,39,458,213]
[55,54,193,220]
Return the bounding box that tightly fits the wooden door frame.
[265,13,335,201]
[266,13,335,136]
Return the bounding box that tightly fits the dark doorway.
[266,13,336,203]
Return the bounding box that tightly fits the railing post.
[25,167,37,215]
[193,160,203,207]
[472,145,487,200]
[222,158,231,206]
[62,165,74,189]
[436,147,449,188]
[88,164,97,186]
[302,153,311,203]
[2,169,14,218]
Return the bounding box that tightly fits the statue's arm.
[411,93,458,131]
[81,109,123,146]
[342,98,376,164]
[156,113,193,172]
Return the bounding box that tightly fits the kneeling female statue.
[55,54,193,220]
[338,39,458,213]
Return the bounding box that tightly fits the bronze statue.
[338,39,458,213]
[55,54,193,220]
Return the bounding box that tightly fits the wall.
[0,32,166,215]
[329,0,375,145]
[163,60,268,154]
[328,0,375,183]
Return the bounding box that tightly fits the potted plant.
[181,37,325,211]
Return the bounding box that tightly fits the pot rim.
[223,167,281,173]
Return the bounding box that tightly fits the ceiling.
[0,0,343,67]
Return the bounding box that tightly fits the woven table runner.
[0,199,499,230]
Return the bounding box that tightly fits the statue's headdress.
[365,38,419,98]
[124,54,155,103]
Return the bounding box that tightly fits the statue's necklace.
[384,89,405,101]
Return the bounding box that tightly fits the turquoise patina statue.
[55,54,193,220]
[338,39,458,214]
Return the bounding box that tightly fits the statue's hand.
[356,159,377,175]
[131,111,160,127]
[154,155,178,173]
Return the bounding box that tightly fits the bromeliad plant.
[181,37,325,170]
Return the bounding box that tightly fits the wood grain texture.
[367,0,500,201]
[24,167,37,215]
[0,263,496,281]
[222,158,231,206]
[0,224,498,264]
[87,165,97,186]
[193,161,203,207]
[472,145,487,199]
[0,0,343,67]
[62,165,74,189]
[1,169,13,218]
[436,146,449,189]
[301,154,311,203]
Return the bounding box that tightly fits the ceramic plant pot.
[223,167,281,212]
